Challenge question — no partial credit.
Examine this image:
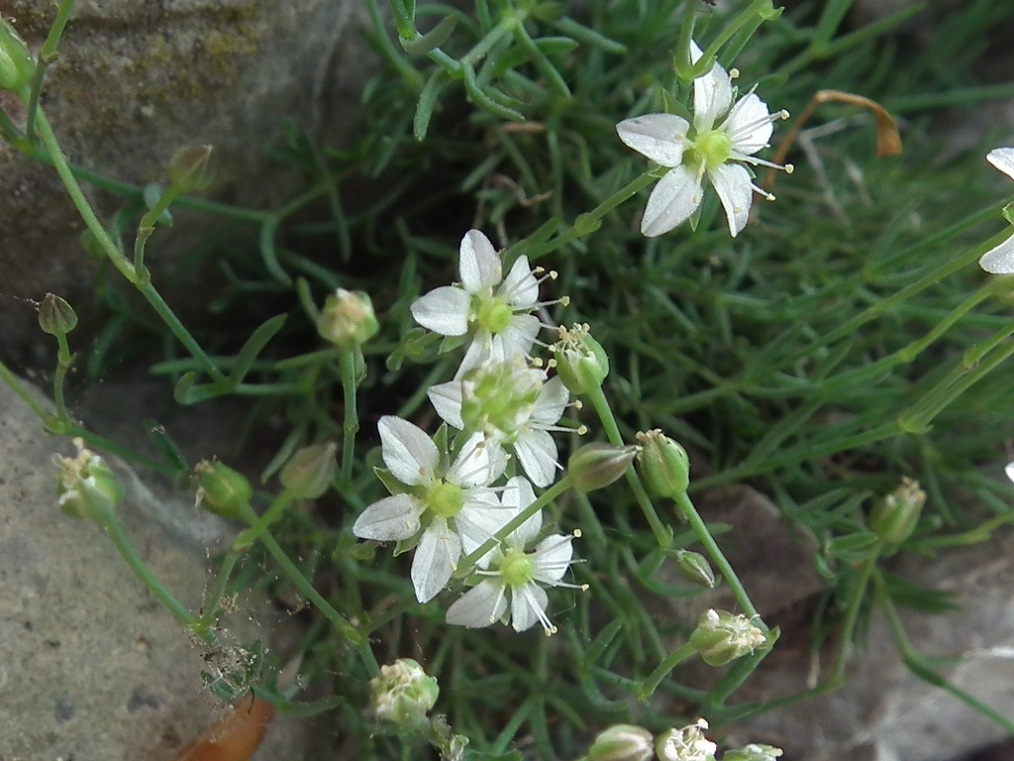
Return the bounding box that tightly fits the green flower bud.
[55,439,122,525]
[689,609,765,668]
[370,658,439,731]
[568,443,637,493]
[654,719,716,761]
[0,20,34,97]
[317,288,380,350]
[167,145,215,192]
[38,293,78,336]
[280,441,337,499]
[675,550,716,589]
[551,323,609,396]
[635,430,690,499]
[867,477,925,544]
[194,460,253,519]
[723,743,784,761]
[588,724,654,761]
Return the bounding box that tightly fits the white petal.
[456,500,512,562]
[410,286,471,336]
[979,232,1014,274]
[709,163,754,237]
[513,429,558,488]
[449,432,506,487]
[352,494,421,541]
[693,55,733,132]
[510,583,549,632]
[500,256,539,308]
[454,336,491,380]
[616,114,690,168]
[532,376,568,426]
[723,92,773,156]
[641,166,703,238]
[412,519,460,602]
[459,230,502,293]
[532,534,574,584]
[428,381,465,429]
[496,315,540,362]
[379,416,438,486]
[1006,461,1014,484]
[500,475,541,546]
[446,578,508,628]
[987,147,1014,180]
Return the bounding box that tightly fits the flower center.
[695,129,732,170]
[499,547,534,588]
[461,361,541,438]
[425,480,465,518]
[475,296,513,335]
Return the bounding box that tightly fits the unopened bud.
[675,550,716,589]
[370,658,439,731]
[635,430,690,499]
[588,724,654,761]
[724,744,784,761]
[689,609,765,667]
[867,477,925,544]
[317,288,380,350]
[0,20,33,97]
[168,145,215,192]
[280,441,337,499]
[55,439,122,525]
[568,443,637,493]
[655,719,716,761]
[38,293,78,336]
[551,323,609,396]
[194,460,253,519]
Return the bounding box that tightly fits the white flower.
[978,147,1014,274]
[352,416,507,603]
[411,229,544,378]
[655,719,717,761]
[1005,460,1014,484]
[445,476,581,634]
[616,42,790,238]
[428,359,570,488]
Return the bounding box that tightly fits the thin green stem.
[232,491,298,551]
[338,350,360,482]
[52,332,74,424]
[831,552,878,683]
[194,552,240,632]
[674,491,763,625]
[637,642,697,701]
[0,358,59,425]
[134,185,183,275]
[26,0,76,141]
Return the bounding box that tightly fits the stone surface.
[0,378,312,760]
[0,0,375,359]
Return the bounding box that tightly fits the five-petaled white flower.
[411,229,543,379]
[352,416,507,603]
[616,42,790,238]
[446,476,581,634]
[978,147,1014,274]
[428,359,570,488]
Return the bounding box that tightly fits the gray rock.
[0,378,313,760]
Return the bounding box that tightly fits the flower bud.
[194,460,253,519]
[568,443,637,493]
[551,323,609,396]
[723,744,784,761]
[167,145,215,192]
[635,430,690,499]
[38,293,78,337]
[55,439,122,525]
[0,20,33,97]
[317,288,380,350]
[689,609,765,667]
[654,719,716,761]
[867,477,925,544]
[588,724,654,761]
[280,441,337,499]
[370,658,439,731]
[675,550,716,589]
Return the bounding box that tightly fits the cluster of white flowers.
[353,229,582,634]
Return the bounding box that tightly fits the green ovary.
[499,547,534,588]
[426,480,465,518]
[475,297,513,335]
[695,129,732,170]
